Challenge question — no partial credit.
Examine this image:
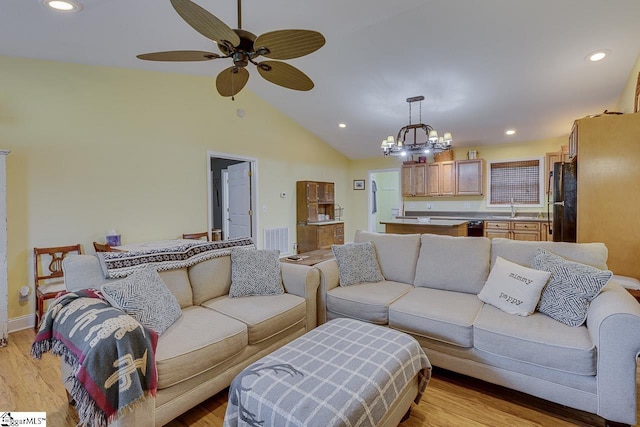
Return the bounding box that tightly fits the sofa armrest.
[281,262,320,331]
[586,282,640,424]
[62,254,115,292]
[314,259,339,325]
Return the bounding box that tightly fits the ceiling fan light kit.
[137,0,325,99]
[382,96,453,158]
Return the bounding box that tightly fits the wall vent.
[263,227,290,255]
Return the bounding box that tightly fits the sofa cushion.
[332,241,384,286]
[158,268,193,309]
[532,248,612,327]
[326,281,412,324]
[101,265,182,335]
[474,304,596,376]
[490,238,608,270]
[155,306,247,389]
[389,288,483,348]
[354,230,421,284]
[414,234,491,294]
[188,256,232,305]
[203,293,306,345]
[477,256,551,316]
[229,248,283,298]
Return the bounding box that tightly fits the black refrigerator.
[552,161,577,242]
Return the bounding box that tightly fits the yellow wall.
[1,55,349,320]
[348,136,568,233]
[616,53,640,113]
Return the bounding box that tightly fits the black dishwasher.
[467,220,485,237]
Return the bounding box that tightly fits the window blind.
[490,159,540,204]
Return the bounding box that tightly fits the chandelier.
[381,96,453,157]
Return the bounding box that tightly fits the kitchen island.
[380,219,469,237]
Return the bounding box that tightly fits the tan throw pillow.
[229,248,283,298]
[478,256,551,316]
[332,241,384,286]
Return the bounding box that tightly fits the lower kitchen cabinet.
[296,222,344,253]
[484,220,541,241]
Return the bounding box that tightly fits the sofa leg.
[400,407,411,423]
[605,420,630,427]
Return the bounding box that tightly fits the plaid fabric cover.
[224,318,431,427]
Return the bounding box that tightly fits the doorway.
[207,151,258,241]
[368,169,401,232]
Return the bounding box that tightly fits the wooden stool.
[211,229,222,241]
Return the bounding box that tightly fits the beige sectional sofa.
[315,231,640,426]
[61,252,319,426]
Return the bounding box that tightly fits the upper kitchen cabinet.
[455,159,484,196]
[401,163,427,197]
[427,161,455,196]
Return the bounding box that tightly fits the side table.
[280,248,334,266]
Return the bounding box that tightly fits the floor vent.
[264,227,290,254]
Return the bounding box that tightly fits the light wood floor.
[1,328,637,426]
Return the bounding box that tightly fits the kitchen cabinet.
[484,220,541,241]
[575,114,640,278]
[569,121,578,161]
[545,149,570,194]
[296,180,343,253]
[427,161,455,196]
[296,222,344,253]
[401,164,427,197]
[456,159,484,195]
[402,159,483,198]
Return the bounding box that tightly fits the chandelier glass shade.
[382,96,453,157]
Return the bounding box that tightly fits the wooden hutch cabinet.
[296,181,344,253]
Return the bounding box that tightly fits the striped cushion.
[532,248,612,326]
[101,264,182,335]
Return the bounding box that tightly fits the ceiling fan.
[137,0,326,98]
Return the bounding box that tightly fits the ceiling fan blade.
[171,0,240,47]
[136,50,219,62]
[257,61,314,91]
[254,30,325,60]
[216,67,250,97]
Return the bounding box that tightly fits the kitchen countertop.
[380,219,469,226]
[402,211,551,222]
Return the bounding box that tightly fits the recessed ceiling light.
[338,123,346,128]
[43,0,83,12]
[505,129,516,136]
[586,50,609,62]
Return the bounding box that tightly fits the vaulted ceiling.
[2,0,639,159]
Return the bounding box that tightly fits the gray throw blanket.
[31,290,158,427]
[224,318,431,427]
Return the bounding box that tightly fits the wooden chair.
[34,244,82,330]
[93,241,117,252]
[182,232,209,241]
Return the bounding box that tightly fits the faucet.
[510,199,516,218]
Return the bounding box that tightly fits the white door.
[227,162,252,239]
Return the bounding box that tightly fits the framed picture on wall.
[353,179,365,190]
